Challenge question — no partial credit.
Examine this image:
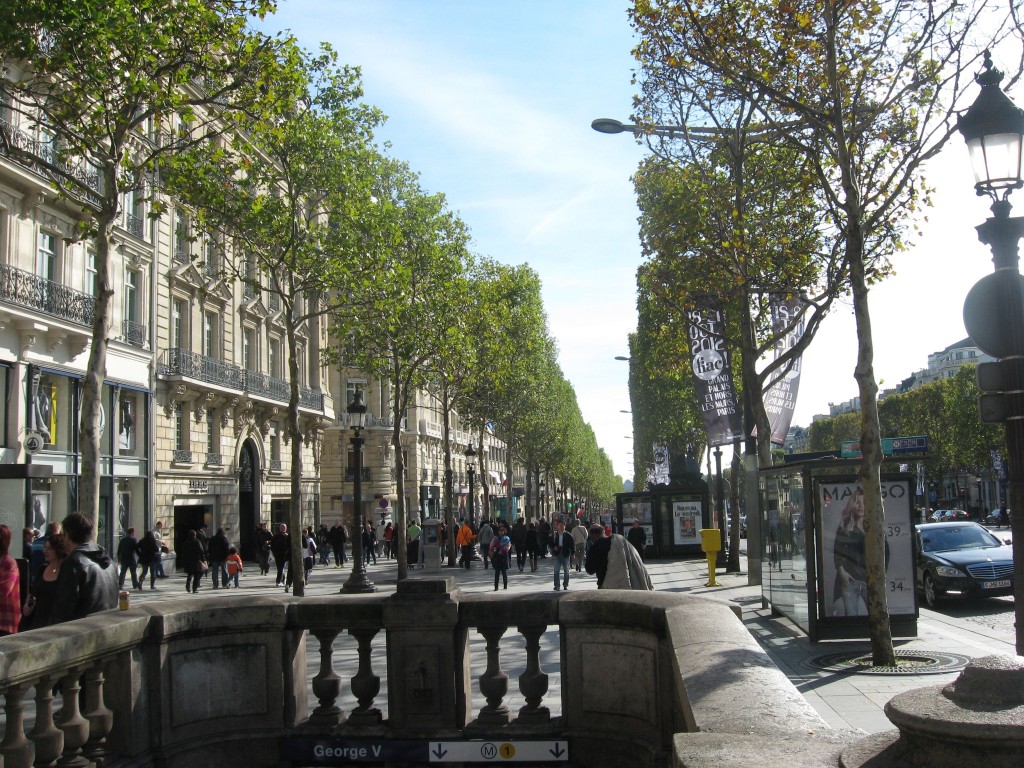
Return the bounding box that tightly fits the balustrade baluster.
[308,630,343,726]
[1,685,34,768]
[515,624,550,723]
[476,625,511,725]
[81,666,113,766]
[28,675,63,768]
[347,628,382,725]
[55,670,89,768]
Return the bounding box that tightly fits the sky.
[262,1,1003,481]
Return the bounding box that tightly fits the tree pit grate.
[806,649,971,675]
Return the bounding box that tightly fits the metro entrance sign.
[839,435,928,459]
[283,738,570,764]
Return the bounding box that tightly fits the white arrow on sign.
[428,740,569,762]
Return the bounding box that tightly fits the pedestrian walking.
[271,523,290,587]
[525,522,540,572]
[550,520,573,591]
[226,546,243,588]
[626,519,648,562]
[116,527,141,590]
[362,523,377,566]
[0,526,21,636]
[489,524,512,591]
[570,520,587,572]
[329,520,347,567]
[180,529,207,594]
[255,521,273,575]
[478,521,495,570]
[208,528,230,589]
[137,530,160,590]
[457,520,477,569]
[511,517,528,572]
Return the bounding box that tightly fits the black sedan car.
[915,522,1014,609]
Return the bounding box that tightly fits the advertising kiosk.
[615,456,711,558]
[760,460,918,641]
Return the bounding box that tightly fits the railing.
[172,449,193,464]
[0,116,103,204]
[173,242,190,265]
[269,459,283,472]
[344,467,372,482]
[157,348,325,412]
[205,452,223,467]
[121,319,146,348]
[0,582,830,768]
[0,263,96,327]
[123,213,145,240]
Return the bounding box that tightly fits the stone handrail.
[0,581,842,768]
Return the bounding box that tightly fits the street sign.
[839,436,928,458]
[282,738,569,764]
[428,740,569,763]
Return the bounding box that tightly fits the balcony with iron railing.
[205,452,223,467]
[122,212,146,241]
[344,467,372,482]
[172,449,193,464]
[0,263,96,327]
[0,116,103,205]
[157,348,324,412]
[121,318,147,348]
[269,459,283,473]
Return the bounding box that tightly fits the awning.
[0,463,53,479]
[488,471,501,484]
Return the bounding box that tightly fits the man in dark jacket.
[116,527,140,590]
[254,521,273,575]
[50,512,118,623]
[626,519,648,562]
[270,523,291,587]
[208,528,230,589]
[328,519,347,567]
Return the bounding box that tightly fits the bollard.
[699,528,722,587]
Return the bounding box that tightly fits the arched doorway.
[238,439,260,561]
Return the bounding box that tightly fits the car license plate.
[982,580,1011,589]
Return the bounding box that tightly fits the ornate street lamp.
[957,50,1024,654]
[465,445,477,525]
[341,390,375,594]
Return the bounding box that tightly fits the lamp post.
[341,390,375,594]
[465,445,477,526]
[957,50,1024,655]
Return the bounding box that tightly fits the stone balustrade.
[0,580,845,768]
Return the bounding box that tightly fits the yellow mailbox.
[700,528,721,587]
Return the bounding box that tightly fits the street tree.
[335,157,472,581]
[160,45,383,596]
[630,0,1022,664]
[0,0,293,524]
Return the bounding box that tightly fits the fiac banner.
[687,300,743,447]
[765,294,806,445]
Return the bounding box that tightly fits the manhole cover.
[806,649,971,675]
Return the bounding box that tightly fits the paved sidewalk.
[124,546,1017,736]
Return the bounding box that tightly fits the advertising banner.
[818,480,915,617]
[672,500,701,546]
[687,300,743,446]
[764,295,806,445]
[651,444,670,485]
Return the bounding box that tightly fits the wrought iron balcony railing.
[173,243,190,265]
[123,213,146,240]
[172,449,193,464]
[269,459,283,472]
[122,319,147,348]
[0,262,96,327]
[0,116,103,204]
[205,452,223,467]
[158,348,325,412]
[344,467,372,482]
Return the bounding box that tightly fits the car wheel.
[923,573,940,609]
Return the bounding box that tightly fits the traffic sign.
[839,436,928,458]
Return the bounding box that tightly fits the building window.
[85,248,97,297]
[270,424,281,462]
[346,380,365,407]
[36,231,57,281]
[171,298,188,349]
[206,410,218,454]
[268,337,281,379]
[119,392,137,454]
[174,207,190,262]
[203,311,218,359]
[124,269,138,321]
[242,327,257,370]
[173,402,188,452]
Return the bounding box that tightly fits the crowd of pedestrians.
[0,509,656,642]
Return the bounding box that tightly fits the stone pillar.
[383,578,468,737]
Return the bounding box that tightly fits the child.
[226,546,243,589]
